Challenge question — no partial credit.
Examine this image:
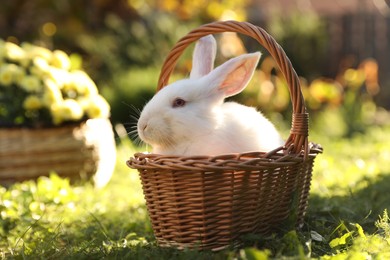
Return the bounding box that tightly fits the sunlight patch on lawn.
[310,126,390,197]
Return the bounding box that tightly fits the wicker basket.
[127,21,322,250]
[0,118,116,187]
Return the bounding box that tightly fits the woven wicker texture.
[128,21,322,250]
[0,118,116,187]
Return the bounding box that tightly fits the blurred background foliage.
[0,0,389,139]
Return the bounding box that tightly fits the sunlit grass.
[0,136,151,258]
[311,125,390,196]
[0,125,389,259]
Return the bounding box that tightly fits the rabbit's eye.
[172,98,186,108]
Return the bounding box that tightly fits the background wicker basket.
[0,118,116,187]
[127,21,322,250]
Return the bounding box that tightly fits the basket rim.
[127,144,323,171]
[156,20,309,158]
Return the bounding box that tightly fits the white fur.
[190,35,217,80]
[137,36,284,156]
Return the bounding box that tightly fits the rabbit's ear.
[205,52,261,98]
[190,35,217,79]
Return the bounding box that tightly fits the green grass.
[1,126,390,259]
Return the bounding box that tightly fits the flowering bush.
[0,39,110,127]
[240,56,381,137]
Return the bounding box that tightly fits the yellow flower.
[21,43,52,61]
[42,78,63,106]
[1,41,109,125]
[31,56,50,77]
[10,64,26,84]
[23,95,43,110]
[309,79,342,104]
[0,65,14,86]
[50,99,83,125]
[19,75,42,93]
[51,50,71,70]
[46,67,69,88]
[67,70,98,96]
[84,94,110,119]
[343,68,365,89]
[0,64,24,86]
[5,42,26,62]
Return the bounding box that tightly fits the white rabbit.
[137,35,284,156]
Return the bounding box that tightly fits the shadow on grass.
[42,205,229,259]
[43,207,228,260]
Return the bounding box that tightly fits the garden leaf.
[329,232,353,248]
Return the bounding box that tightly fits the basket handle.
[157,20,309,158]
